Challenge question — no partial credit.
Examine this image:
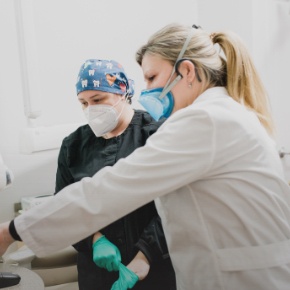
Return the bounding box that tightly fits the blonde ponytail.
[212,31,274,135]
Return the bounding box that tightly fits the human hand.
[110,263,139,290]
[92,235,121,271]
[0,221,15,256]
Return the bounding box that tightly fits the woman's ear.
[178,60,196,83]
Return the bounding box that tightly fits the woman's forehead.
[77,90,115,100]
[142,54,172,74]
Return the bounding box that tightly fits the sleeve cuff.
[9,220,22,241]
[135,239,154,264]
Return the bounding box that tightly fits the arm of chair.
[3,244,36,269]
[3,244,78,269]
[3,244,78,287]
[30,246,77,269]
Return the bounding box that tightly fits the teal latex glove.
[92,235,121,271]
[111,263,139,290]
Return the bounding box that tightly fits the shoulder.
[61,124,94,148]
[131,110,165,133]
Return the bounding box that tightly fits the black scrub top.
[55,110,176,290]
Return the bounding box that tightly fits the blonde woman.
[2,23,290,290]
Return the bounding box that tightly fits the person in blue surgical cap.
[54,59,176,290]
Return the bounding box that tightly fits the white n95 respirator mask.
[84,99,124,137]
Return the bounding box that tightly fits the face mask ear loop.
[160,26,197,99]
[115,93,129,120]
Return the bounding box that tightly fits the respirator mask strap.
[116,93,129,119]
[160,25,199,100]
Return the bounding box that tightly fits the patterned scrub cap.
[76,59,135,97]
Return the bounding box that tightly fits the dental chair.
[9,199,79,289]
[1,153,78,289]
[1,197,78,289]
[3,244,79,290]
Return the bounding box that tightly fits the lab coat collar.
[193,86,229,105]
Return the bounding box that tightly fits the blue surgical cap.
[75,59,135,97]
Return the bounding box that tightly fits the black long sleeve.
[135,215,169,263]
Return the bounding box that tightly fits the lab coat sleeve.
[14,108,215,257]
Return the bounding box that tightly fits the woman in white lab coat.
[2,23,290,290]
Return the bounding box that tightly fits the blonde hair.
[136,23,274,135]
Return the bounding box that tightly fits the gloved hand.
[111,263,139,290]
[92,235,121,271]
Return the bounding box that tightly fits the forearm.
[127,250,150,281]
[0,221,16,256]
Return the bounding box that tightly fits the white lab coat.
[15,87,290,290]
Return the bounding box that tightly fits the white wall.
[1,0,290,222]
